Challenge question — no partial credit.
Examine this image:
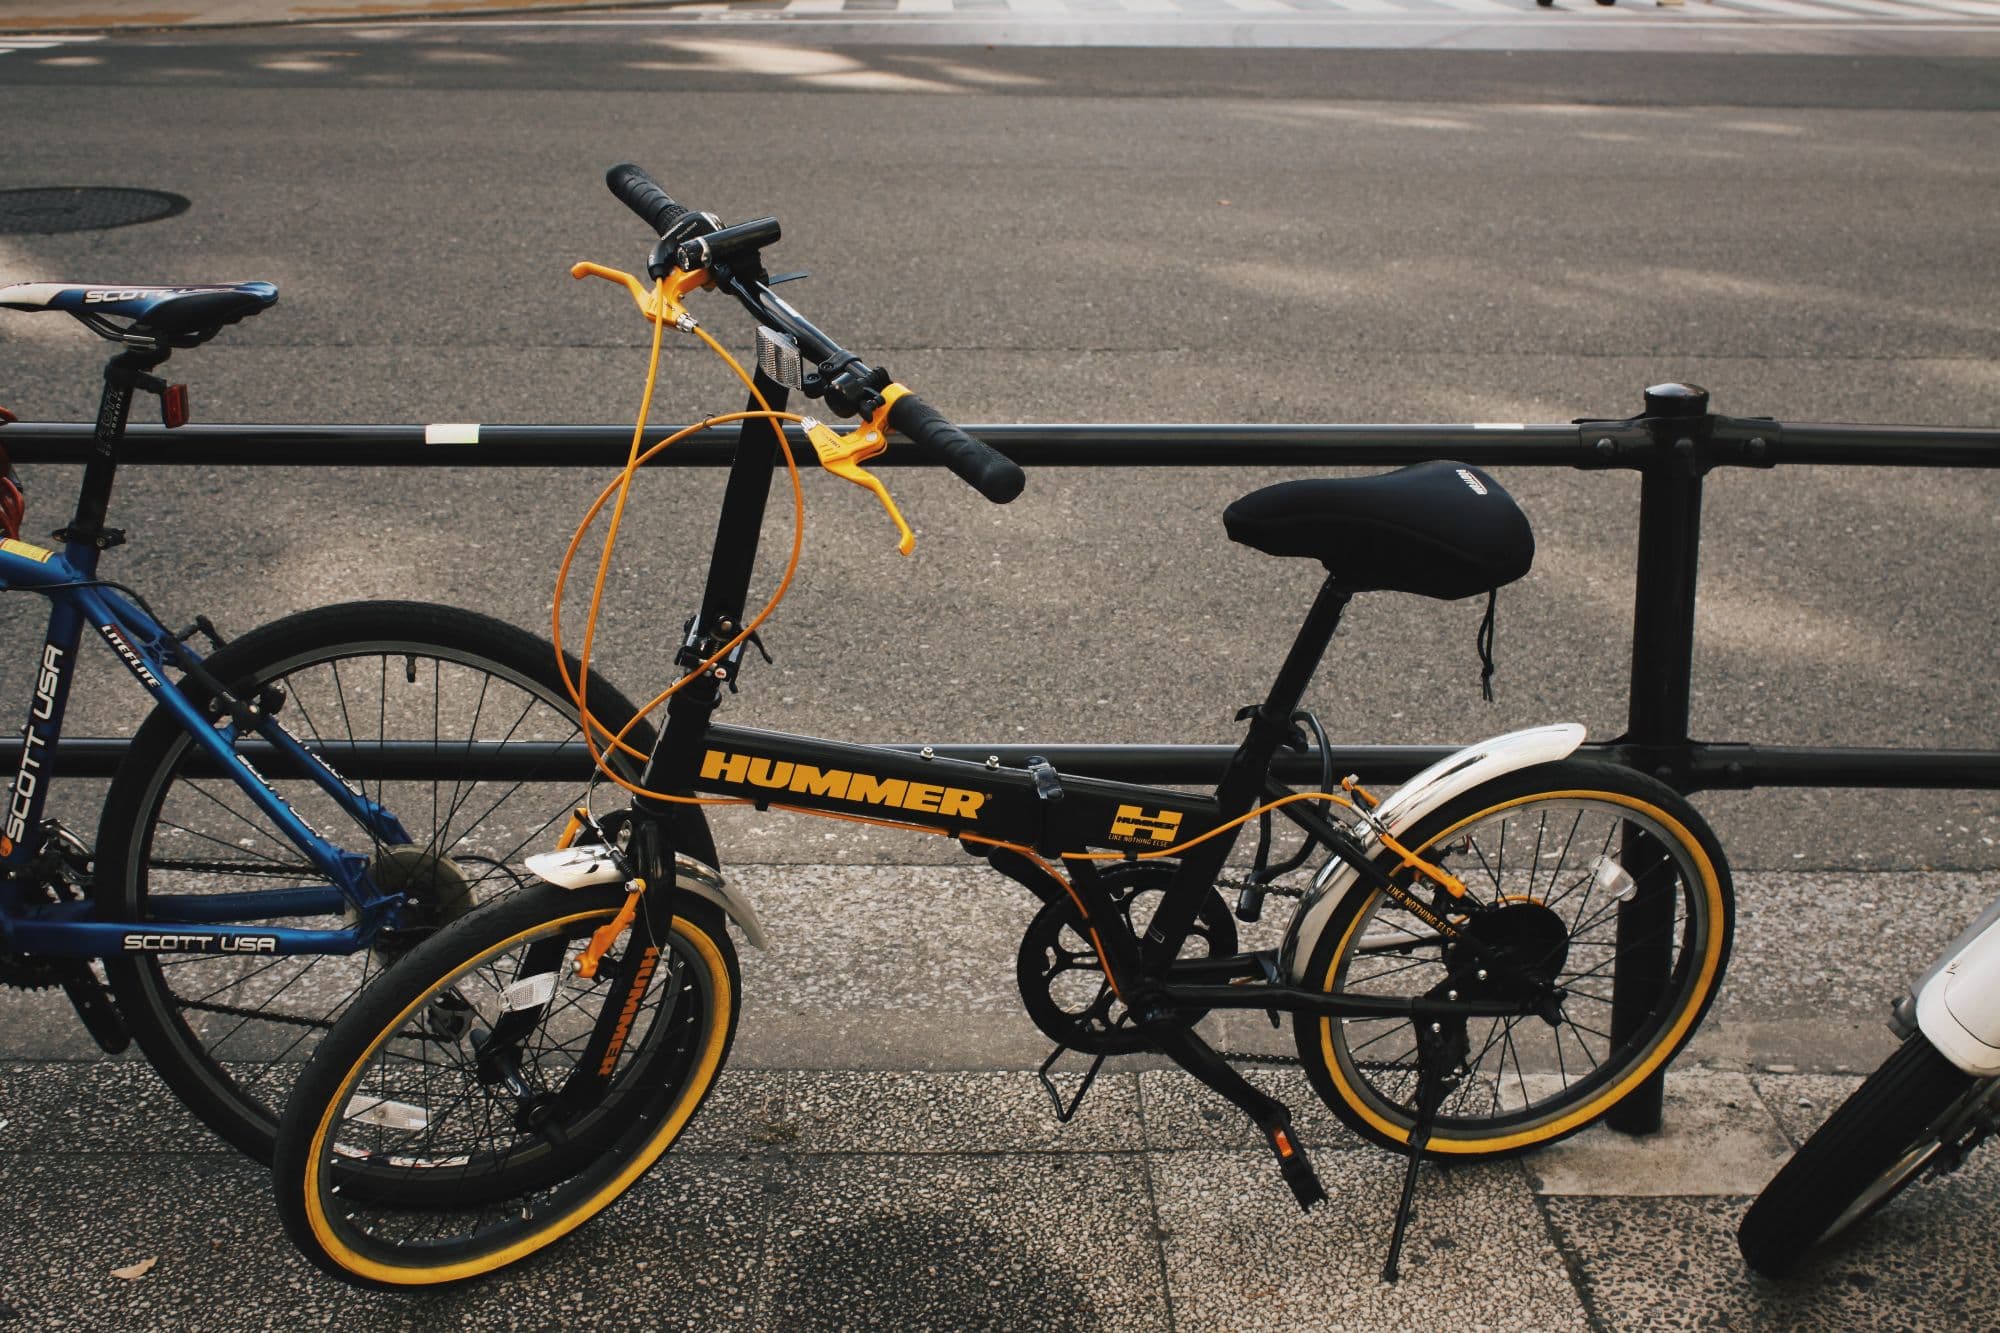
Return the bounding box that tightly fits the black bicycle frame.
[621,370,1494,1015]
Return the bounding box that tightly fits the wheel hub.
[360,844,474,964]
[1448,899,1571,1004]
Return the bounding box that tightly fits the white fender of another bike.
[1278,723,1587,985]
[1916,915,2000,1077]
[525,844,769,950]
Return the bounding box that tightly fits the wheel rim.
[304,909,729,1282]
[1316,791,1723,1150]
[119,634,615,1145]
[1821,1079,2000,1242]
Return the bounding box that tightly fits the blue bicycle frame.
[0,355,408,962]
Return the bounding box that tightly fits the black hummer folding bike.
[272,165,1735,1290]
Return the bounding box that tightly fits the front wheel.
[1294,759,1732,1157]
[1739,1034,1995,1277]
[274,883,739,1290]
[97,601,678,1164]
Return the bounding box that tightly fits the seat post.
[1144,575,1353,968]
[63,347,169,569]
[1216,574,1352,813]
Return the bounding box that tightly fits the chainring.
[2,827,95,989]
[1015,862,1238,1055]
[0,952,79,990]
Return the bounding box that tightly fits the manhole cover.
[0,187,190,236]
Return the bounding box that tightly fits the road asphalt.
[0,0,661,33]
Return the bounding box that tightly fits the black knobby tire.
[1739,1034,1987,1277]
[274,883,740,1290]
[96,601,699,1163]
[1294,759,1732,1157]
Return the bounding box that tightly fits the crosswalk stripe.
[0,34,102,58]
[1716,0,1862,14]
[1895,0,2000,14]
[1799,0,1957,16]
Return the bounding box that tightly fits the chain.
[1207,877,1305,1066]
[1215,875,1308,900]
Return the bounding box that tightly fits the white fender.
[525,844,768,950]
[1916,915,2000,1077]
[1278,723,1587,984]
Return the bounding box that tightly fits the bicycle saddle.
[0,281,277,348]
[1223,460,1534,601]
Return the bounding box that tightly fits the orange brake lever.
[803,411,915,557]
[570,262,712,330]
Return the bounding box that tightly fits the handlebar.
[605,163,695,241]
[887,392,1024,504]
[602,163,1025,506]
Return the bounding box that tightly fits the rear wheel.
[1295,760,1732,1157]
[97,601,675,1163]
[1739,1035,1995,1277]
[274,884,739,1289]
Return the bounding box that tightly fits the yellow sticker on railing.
[1,539,52,563]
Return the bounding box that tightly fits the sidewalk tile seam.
[1131,1072,1184,1333]
[1530,1191,1614,1333]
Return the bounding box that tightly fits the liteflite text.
[99,625,163,689]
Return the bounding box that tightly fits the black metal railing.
[6,382,1998,1130]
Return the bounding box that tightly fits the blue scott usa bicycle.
[0,279,668,1161]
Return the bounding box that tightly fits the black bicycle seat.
[1223,460,1534,601]
[0,281,277,348]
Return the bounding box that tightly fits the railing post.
[1606,382,1709,1134]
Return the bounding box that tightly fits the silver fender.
[1916,914,2000,1077]
[524,844,768,950]
[1278,723,1586,985]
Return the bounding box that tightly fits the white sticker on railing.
[502,972,559,1013]
[425,423,481,444]
[1473,423,1526,430]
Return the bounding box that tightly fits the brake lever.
[802,415,915,557]
[570,261,712,330]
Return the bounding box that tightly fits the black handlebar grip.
[605,163,691,237]
[886,394,1025,504]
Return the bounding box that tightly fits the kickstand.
[1382,1020,1465,1283]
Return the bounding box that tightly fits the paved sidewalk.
[4,867,1999,1328]
[0,0,650,34]
[1,1060,1995,1329]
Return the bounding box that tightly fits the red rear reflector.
[162,384,190,429]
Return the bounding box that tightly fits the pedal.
[1148,1020,1324,1210]
[1263,1117,1328,1212]
[62,971,129,1054]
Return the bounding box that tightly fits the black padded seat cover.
[1223,461,1534,600]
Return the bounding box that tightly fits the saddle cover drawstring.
[1477,588,1499,703]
